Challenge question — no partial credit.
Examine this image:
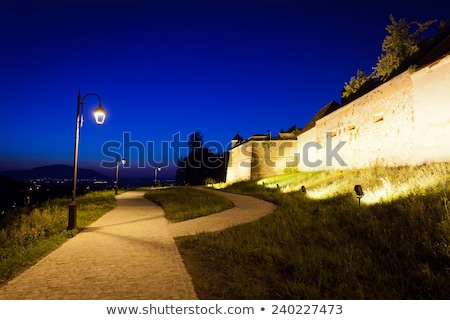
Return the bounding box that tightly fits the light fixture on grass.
[354,184,364,206]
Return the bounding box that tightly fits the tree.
[176,131,226,185]
[188,131,203,151]
[341,15,437,103]
[342,70,370,99]
[372,14,436,80]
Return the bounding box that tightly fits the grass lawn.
[144,186,234,222]
[0,191,116,285]
[175,163,450,299]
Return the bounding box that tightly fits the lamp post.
[154,167,161,186]
[115,158,126,194]
[67,89,106,230]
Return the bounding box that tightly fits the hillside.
[180,162,450,299]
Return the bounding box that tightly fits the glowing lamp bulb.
[93,105,106,125]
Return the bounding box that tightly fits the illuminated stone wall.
[226,53,450,183]
[297,53,450,171]
[226,137,298,183]
[411,55,450,164]
[298,72,415,170]
[226,140,253,183]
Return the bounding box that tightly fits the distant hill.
[0,164,110,181]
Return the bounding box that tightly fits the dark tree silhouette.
[176,131,226,185]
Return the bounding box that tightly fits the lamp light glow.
[93,105,106,125]
[154,167,162,186]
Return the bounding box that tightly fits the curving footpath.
[170,187,276,237]
[0,188,275,300]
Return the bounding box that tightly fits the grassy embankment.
[173,163,450,299]
[0,191,116,285]
[144,187,234,222]
[3,164,450,299]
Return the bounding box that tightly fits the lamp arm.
[82,93,102,105]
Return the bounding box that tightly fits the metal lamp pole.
[67,89,106,230]
[115,158,126,194]
[154,167,161,186]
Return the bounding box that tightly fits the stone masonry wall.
[411,54,450,164]
[297,53,450,171]
[226,140,253,183]
[226,53,450,183]
[298,71,415,170]
[226,138,298,183]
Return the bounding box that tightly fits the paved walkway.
[170,187,276,237]
[0,188,276,300]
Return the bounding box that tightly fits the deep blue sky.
[0,0,448,179]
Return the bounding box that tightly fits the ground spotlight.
[354,185,364,206]
[301,185,306,193]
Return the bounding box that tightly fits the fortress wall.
[250,140,299,179]
[226,139,298,183]
[307,71,415,170]
[226,141,253,183]
[296,53,450,172]
[411,54,450,164]
[297,127,319,171]
[226,53,450,183]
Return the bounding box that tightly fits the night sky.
[1,0,448,179]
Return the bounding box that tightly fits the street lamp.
[115,158,126,194]
[67,89,106,230]
[154,167,161,186]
